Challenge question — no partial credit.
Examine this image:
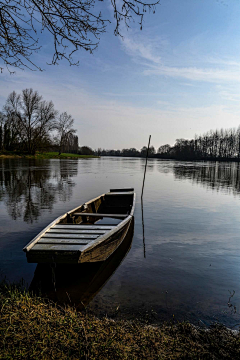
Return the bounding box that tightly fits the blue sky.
[1,0,240,150]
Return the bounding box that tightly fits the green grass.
[0,282,240,359]
[0,151,98,159]
[34,152,98,159]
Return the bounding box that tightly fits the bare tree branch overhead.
[0,0,159,71]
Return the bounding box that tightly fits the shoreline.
[2,152,240,162]
[100,155,240,162]
[0,151,99,159]
[1,283,240,359]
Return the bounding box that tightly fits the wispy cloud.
[121,32,240,84]
[144,64,240,83]
[122,36,162,64]
[120,29,169,64]
[103,91,165,97]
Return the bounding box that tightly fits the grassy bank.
[0,284,240,359]
[0,151,98,159]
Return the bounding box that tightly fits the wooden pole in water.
[141,199,146,258]
[141,135,151,199]
[141,135,151,257]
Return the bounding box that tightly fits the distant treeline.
[94,146,156,157]
[94,127,240,161]
[0,88,78,155]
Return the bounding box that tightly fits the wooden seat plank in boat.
[73,213,128,218]
[23,188,136,263]
[105,192,134,196]
[38,238,93,245]
[43,233,99,239]
[110,188,134,192]
[31,244,88,251]
[54,225,114,230]
[49,229,107,234]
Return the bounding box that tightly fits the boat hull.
[26,217,133,264]
[79,217,132,262]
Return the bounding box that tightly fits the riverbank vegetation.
[0,151,98,159]
[96,126,240,162]
[1,283,240,359]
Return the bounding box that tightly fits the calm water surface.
[1,157,240,326]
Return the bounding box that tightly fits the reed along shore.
[1,283,240,359]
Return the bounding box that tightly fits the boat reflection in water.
[30,219,134,309]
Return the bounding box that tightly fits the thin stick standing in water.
[141,199,146,258]
[141,135,151,199]
[141,135,151,258]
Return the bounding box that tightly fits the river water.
[1,157,240,326]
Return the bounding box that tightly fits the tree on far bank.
[121,148,140,157]
[140,146,147,157]
[149,146,156,156]
[54,112,77,155]
[0,112,4,151]
[140,145,155,157]
[79,146,94,155]
[3,89,57,154]
[158,144,171,155]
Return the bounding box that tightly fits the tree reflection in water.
[173,162,240,195]
[0,159,78,223]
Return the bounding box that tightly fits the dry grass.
[0,283,240,359]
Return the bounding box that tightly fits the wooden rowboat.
[23,188,135,264]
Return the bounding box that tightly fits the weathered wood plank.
[38,238,92,244]
[49,229,107,234]
[43,233,99,239]
[110,188,134,192]
[54,225,115,230]
[31,244,85,251]
[94,224,121,226]
[105,192,134,196]
[73,213,127,218]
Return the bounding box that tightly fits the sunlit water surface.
[1,157,240,326]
